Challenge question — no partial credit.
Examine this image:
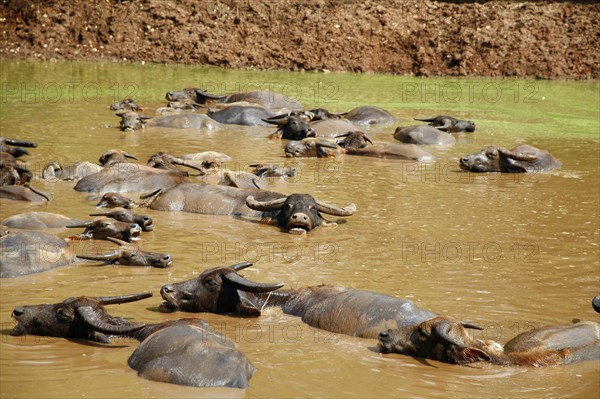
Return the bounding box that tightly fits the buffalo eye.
[56,307,73,322]
[180,291,194,301]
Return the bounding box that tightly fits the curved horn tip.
[230,262,254,271]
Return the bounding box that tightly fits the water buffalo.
[77,237,172,268]
[110,98,143,112]
[593,296,600,313]
[378,315,600,366]
[0,185,50,202]
[459,144,562,173]
[166,88,303,110]
[264,115,316,140]
[117,111,223,132]
[284,137,435,162]
[143,183,356,234]
[0,137,37,158]
[159,262,436,338]
[10,292,151,343]
[394,125,456,145]
[43,150,138,182]
[1,231,73,277]
[66,219,141,241]
[1,152,32,185]
[264,115,362,140]
[344,106,398,125]
[89,207,153,231]
[1,211,84,230]
[415,115,475,133]
[207,104,281,126]
[74,162,191,194]
[128,318,255,388]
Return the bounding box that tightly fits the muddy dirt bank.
[1,0,599,79]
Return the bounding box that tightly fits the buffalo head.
[159,262,283,316]
[116,111,151,132]
[110,98,143,112]
[77,237,172,268]
[10,292,151,343]
[246,193,356,234]
[263,115,316,140]
[89,207,153,231]
[96,192,136,209]
[378,316,488,364]
[66,219,141,241]
[459,145,560,173]
[284,138,341,158]
[335,131,373,150]
[98,149,138,166]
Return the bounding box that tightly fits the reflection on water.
[0,61,599,398]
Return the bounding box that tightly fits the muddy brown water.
[0,61,598,398]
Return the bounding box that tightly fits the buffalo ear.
[56,307,74,322]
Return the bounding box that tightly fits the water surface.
[1,60,599,398]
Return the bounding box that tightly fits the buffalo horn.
[170,157,208,175]
[364,134,374,145]
[230,262,254,271]
[3,138,37,147]
[95,292,153,305]
[66,221,94,228]
[497,148,538,162]
[76,251,120,262]
[77,306,145,335]
[222,271,284,293]
[198,91,227,100]
[261,116,290,125]
[461,322,484,330]
[315,200,356,216]
[106,236,129,246]
[245,196,287,211]
[23,184,51,201]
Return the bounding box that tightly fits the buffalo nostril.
[162,285,174,293]
[12,307,24,317]
[460,157,467,163]
[379,331,389,339]
[163,255,172,261]
[143,216,151,221]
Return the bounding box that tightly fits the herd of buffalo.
[1,87,597,389]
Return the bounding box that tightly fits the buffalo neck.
[242,288,314,314]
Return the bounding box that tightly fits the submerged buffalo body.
[394,125,456,145]
[207,105,280,126]
[118,111,223,132]
[378,315,600,366]
[166,89,303,110]
[1,231,73,277]
[146,183,355,234]
[1,212,84,230]
[74,164,187,194]
[459,144,562,173]
[159,263,435,338]
[89,207,153,231]
[0,185,50,202]
[344,106,398,125]
[128,318,255,388]
[284,137,434,161]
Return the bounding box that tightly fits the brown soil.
[1,0,599,79]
